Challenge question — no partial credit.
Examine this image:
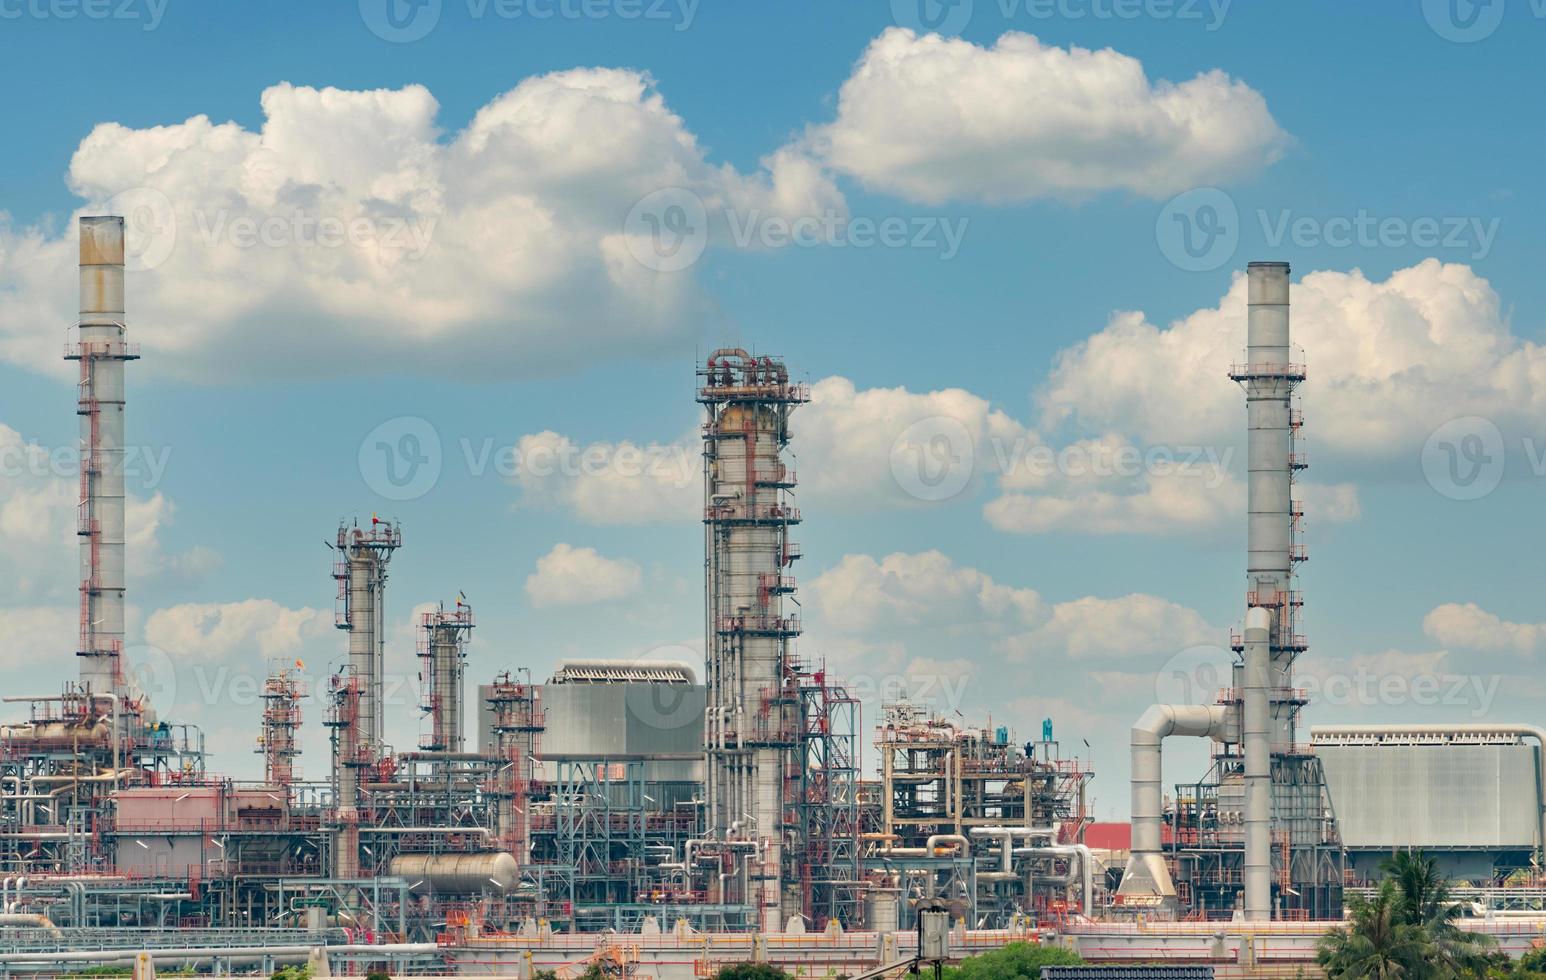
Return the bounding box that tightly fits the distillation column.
[700,350,807,932]
[420,600,473,753]
[258,660,305,789]
[69,216,139,700]
[328,518,401,879]
[488,672,543,863]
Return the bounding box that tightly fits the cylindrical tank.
[388,852,518,893]
[867,891,899,932]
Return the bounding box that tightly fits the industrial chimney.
[69,216,139,701]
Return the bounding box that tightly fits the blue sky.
[2,0,1544,816]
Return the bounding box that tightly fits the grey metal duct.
[1242,607,1272,921]
[1115,704,1236,905]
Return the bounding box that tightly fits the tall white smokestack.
[1235,260,1304,920]
[71,216,138,698]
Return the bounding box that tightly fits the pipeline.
[1116,705,1236,907]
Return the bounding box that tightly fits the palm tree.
[1318,881,1426,980]
[1379,850,1495,978]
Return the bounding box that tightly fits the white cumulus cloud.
[1423,602,1546,658]
[526,543,644,608]
[805,28,1287,205]
[0,72,840,381]
[1040,260,1539,456]
[144,599,332,661]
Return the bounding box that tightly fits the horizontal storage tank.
[388,852,518,893]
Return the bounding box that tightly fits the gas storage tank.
[388,852,519,893]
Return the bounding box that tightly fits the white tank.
[388,851,519,893]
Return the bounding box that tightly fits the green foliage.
[271,966,313,980]
[713,965,791,980]
[1520,947,1546,973]
[938,941,1084,980]
[365,972,390,980]
[1318,850,1496,980]
[532,971,561,980]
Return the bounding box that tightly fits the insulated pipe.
[1242,607,1273,922]
[0,914,61,935]
[1014,845,1094,916]
[1116,704,1235,905]
[0,943,440,967]
[968,827,1055,874]
[1310,724,1546,861]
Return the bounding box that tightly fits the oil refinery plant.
[3,217,1546,975]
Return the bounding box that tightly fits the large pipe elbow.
[1133,703,1234,744]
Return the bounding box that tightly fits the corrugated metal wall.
[1319,743,1539,849]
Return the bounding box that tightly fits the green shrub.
[939,941,1084,980]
